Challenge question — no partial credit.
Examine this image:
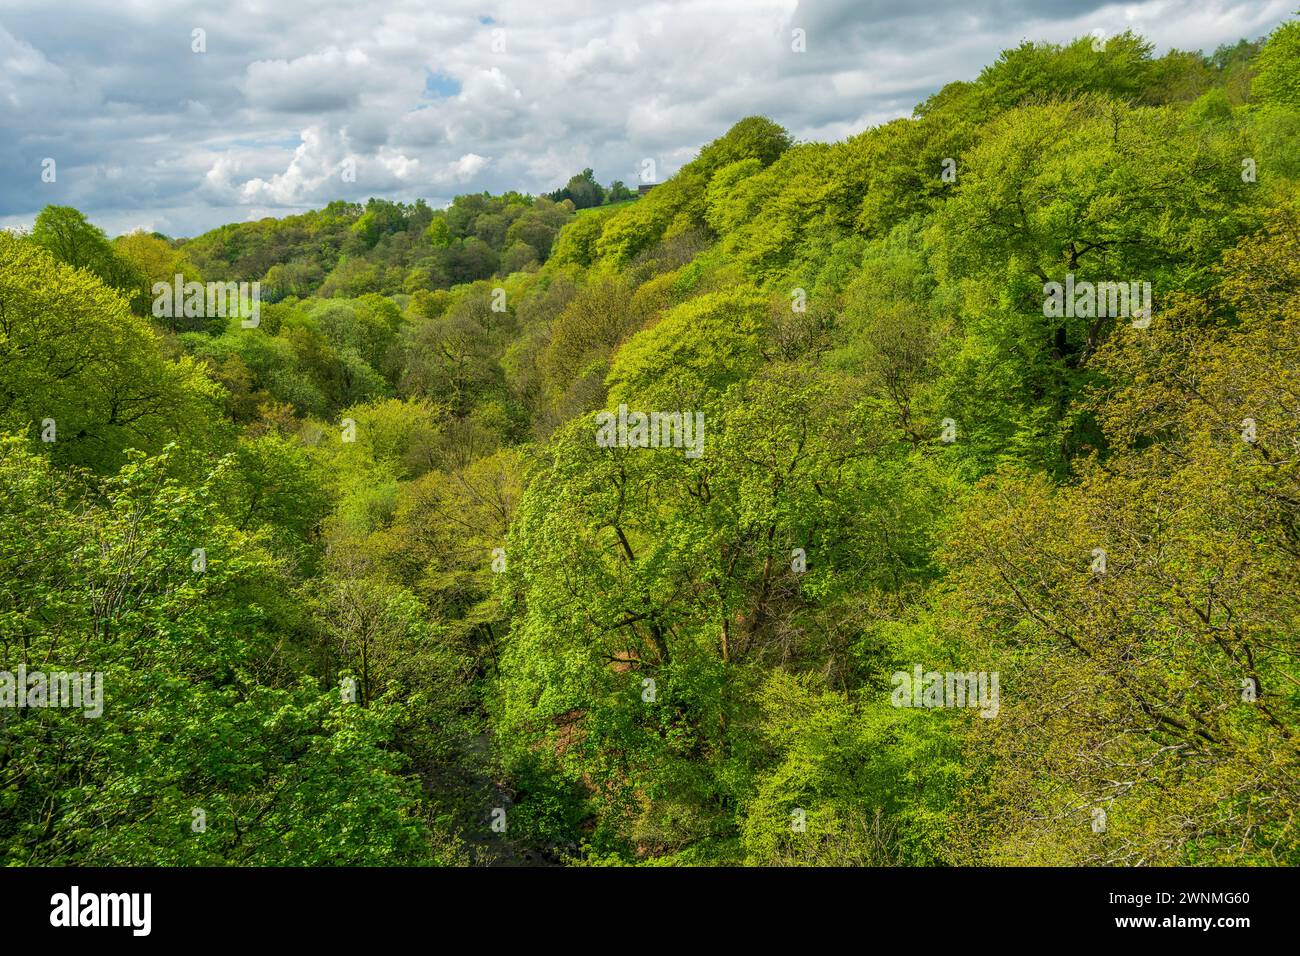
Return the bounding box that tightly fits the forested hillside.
[2,24,1298,866]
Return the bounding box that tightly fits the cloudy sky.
[0,0,1292,238]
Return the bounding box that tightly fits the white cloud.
[0,0,1290,236]
[450,153,490,182]
[234,125,354,205]
[244,47,380,112]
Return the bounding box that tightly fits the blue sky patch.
[424,70,462,99]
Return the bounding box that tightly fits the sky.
[0,0,1293,238]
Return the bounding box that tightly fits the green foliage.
[684,115,793,177]
[5,18,1299,868]
[547,168,606,209]
[0,232,223,472]
[1252,20,1300,107]
[31,206,145,304]
[606,288,765,408]
[0,439,438,864]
